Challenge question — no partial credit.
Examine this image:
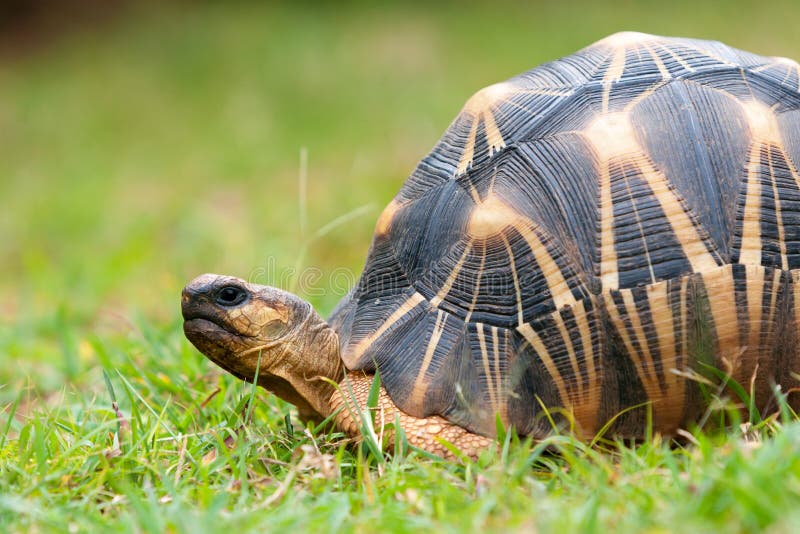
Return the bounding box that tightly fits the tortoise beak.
[181,275,213,321]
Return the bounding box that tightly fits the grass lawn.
[3,1,800,532]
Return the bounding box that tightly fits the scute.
[629,79,750,258]
[328,33,800,437]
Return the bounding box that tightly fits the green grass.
[3,1,800,532]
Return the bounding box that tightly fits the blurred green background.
[3,0,800,397]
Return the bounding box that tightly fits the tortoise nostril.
[180,287,196,311]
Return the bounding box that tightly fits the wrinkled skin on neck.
[181,274,343,422]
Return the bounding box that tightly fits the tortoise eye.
[216,285,249,307]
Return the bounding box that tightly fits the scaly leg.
[328,372,494,459]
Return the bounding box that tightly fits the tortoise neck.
[259,308,344,421]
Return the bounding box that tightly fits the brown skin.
[182,274,493,458]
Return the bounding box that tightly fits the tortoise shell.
[329,32,800,437]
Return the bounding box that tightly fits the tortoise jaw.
[183,317,252,372]
[182,316,234,341]
[181,307,251,336]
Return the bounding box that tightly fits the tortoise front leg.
[328,372,494,459]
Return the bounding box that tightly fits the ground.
[3,1,800,532]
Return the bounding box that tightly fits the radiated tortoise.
[182,32,800,457]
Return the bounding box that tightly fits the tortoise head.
[182,274,343,421]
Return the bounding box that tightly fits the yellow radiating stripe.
[348,292,426,359]
[482,109,506,156]
[702,265,740,363]
[642,42,671,79]
[621,289,661,389]
[602,46,627,112]
[776,58,800,93]
[604,292,661,402]
[637,156,719,274]
[766,149,789,270]
[598,161,619,290]
[682,42,736,67]
[467,182,482,203]
[769,269,783,325]
[456,117,480,176]
[794,271,800,340]
[767,268,781,335]
[512,220,577,309]
[793,273,800,391]
[431,241,473,308]
[517,323,571,407]
[737,265,780,387]
[501,234,524,326]
[491,326,506,421]
[408,309,447,407]
[646,282,678,386]
[739,144,763,265]
[552,312,584,400]
[464,244,487,323]
[743,266,780,368]
[653,41,695,72]
[571,299,600,434]
[476,323,498,413]
[497,88,574,120]
[572,299,598,404]
[680,276,689,357]
[646,280,685,430]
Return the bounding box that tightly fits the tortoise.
[182,32,800,457]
